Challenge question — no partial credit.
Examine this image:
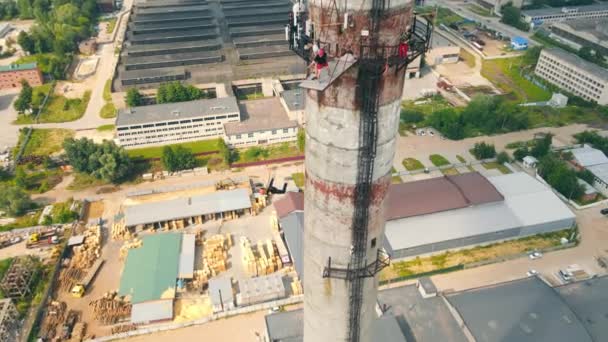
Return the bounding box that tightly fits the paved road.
[0,90,20,149]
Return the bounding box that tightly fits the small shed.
[67,235,85,247]
[417,277,438,298]
[208,277,234,313]
[511,36,528,50]
[523,156,538,169]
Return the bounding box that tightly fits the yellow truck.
[71,259,104,298]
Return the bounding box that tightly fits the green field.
[15,90,91,124]
[402,158,424,171]
[481,58,551,103]
[233,143,301,164]
[292,172,305,188]
[483,161,512,174]
[99,102,116,118]
[429,154,450,167]
[127,139,220,159]
[22,129,74,156]
[97,124,115,132]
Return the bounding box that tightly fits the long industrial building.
[534,48,608,105]
[276,172,575,272]
[522,3,608,26]
[115,0,303,89]
[266,276,608,342]
[549,19,608,56]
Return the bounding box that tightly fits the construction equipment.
[71,259,104,298]
[26,231,59,249]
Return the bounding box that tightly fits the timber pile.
[270,211,279,232]
[111,324,136,334]
[40,301,66,340]
[71,225,102,268]
[291,276,303,295]
[111,218,132,240]
[201,234,229,277]
[241,238,283,276]
[69,322,87,342]
[89,292,131,325]
[58,267,85,292]
[119,238,142,260]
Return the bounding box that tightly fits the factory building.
[119,233,195,324]
[522,3,608,26]
[267,276,608,342]
[549,19,608,56]
[122,188,253,229]
[534,48,608,105]
[278,172,575,272]
[115,97,240,148]
[0,63,43,90]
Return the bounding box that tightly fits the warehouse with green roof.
[119,232,195,324]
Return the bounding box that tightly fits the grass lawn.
[429,154,450,167]
[483,162,512,174]
[67,173,108,191]
[127,139,220,159]
[292,172,305,188]
[380,228,573,281]
[466,4,494,16]
[456,155,466,163]
[103,79,112,102]
[15,90,91,124]
[22,129,74,156]
[442,167,459,176]
[391,167,402,184]
[398,122,409,137]
[234,143,301,164]
[401,95,452,116]
[99,102,116,118]
[97,124,115,132]
[402,158,424,171]
[106,17,117,34]
[460,49,476,68]
[481,58,551,103]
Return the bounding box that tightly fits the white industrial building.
[384,172,576,260]
[570,145,608,196]
[535,48,608,105]
[522,3,608,25]
[116,97,241,148]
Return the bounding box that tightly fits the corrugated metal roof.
[178,234,195,279]
[123,188,251,227]
[119,233,181,303]
[447,277,592,342]
[280,212,303,280]
[116,96,239,127]
[588,163,608,184]
[131,300,173,324]
[67,235,85,247]
[274,192,304,218]
[386,172,503,221]
[570,146,608,167]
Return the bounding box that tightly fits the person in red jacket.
[309,47,328,80]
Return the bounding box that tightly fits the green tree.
[161,146,196,172]
[217,138,232,165]
[0,184,32,216]
[530,133,552,159]
[577,169,595,185]
[297,128,305,152]
[14,167,28,189]
[538,155,584,200]
[500,5,529,31]
[63,138,133,183]
[14,80,33,114]
[17,31,34,54]
[496,151,510,164]
[125,88,143,107]
[471,142,496,160]
[400,109,424,123]
[513,147,528,161]
[156,82,205,104]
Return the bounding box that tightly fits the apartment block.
[116,97,240,148]
[534,48,608,105]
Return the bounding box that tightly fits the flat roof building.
[522,3,608,25]
[208,277,235,313]
[0,63,43,90]
[550,19,608,56]
[534,48,608,105]
[555,276,608,340]
[116,97,240,148]
[123,188,252,228]
[568,145,608,197]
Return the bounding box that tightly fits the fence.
[92,295,305,341]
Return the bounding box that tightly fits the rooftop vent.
[172,110,180,117]
[210,106,226,111]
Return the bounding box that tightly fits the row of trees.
[501,4,530,32]
[537,154,585,200]
[161,146,196,172]
[513,133,553,161]
[63,138,133,183]
[426,96,530,140]
[125,82,213,107]
[471,142,496,160]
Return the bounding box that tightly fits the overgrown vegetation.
[470,142,496,160]
[574,131,608,156]
[64,138,133,183]
[127,139,220,159]
[156,81,213,104]
[292,172,305,188]
[538,154,584,200]
[500,4,529,31]
[429,154,450,167]
[161,146,197,172]
[100,79,116,118]
[22,129,74,157]
[15,90,91,124]
[125,88,143,107]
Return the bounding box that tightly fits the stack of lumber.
[40,301,66,340]
[111,324,136,334]
[89,292,131,325]
[111,218,132,240]
[69,322,87,342]
[119,238,142,260]
[71,225,101,268]
[201,234,229,277]
[270,212,279,232]
[291,276,303,295]
[241,238,283,276]
[58,267,85,292]
[192,270,208,290]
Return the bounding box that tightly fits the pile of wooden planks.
[291,276,303,295]
[111,324,136,334]
[69,322,87,342]
[71,225,102,269]
[119,238,142,260]
[40,301,66,340]
[201,234,230,277]
[111,218,132,240]
[241,238,283,277]
[58,268,85,292]
[89,292,131,325]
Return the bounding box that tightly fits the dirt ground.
[173,296,213,322]
[75,129,114,144]
[84,201,105,222]
[479,36,510,57]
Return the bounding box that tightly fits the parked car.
[527,269,538,277]
[529,251,543,260]
[601,208,608,216]
[559,270,573,282]
[428,130,435,136]
[420,131,426,136]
